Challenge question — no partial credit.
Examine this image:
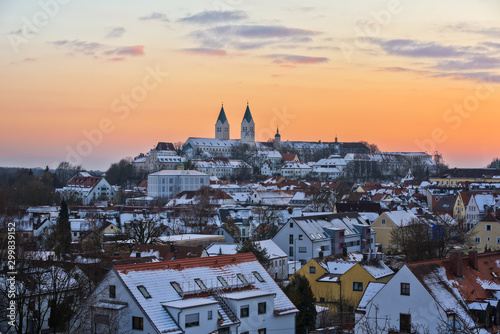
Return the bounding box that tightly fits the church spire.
[217,103,228,124]
[242,101,253,123]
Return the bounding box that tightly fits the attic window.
[195,278,207,290]
[253,271,265,283]
[217,276,228,287]
[137,285,151,299]
[171,282,183,294]
[237,273,248,285]
[310,234,315,239]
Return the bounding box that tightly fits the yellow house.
[453,191,472,223]
[430,168,500,187]
[371,210,418,253]
[469,214,500,252]
[294,256,393,312]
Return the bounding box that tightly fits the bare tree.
[123,217,166,244]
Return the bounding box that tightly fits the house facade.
[147,170,210,198]
[78,253,297,334]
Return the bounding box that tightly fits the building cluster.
[3,105,500,333]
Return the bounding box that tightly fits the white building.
[280,162,312,179]
[133,142,184,174]
[148,170,210,199]
[57,172,116,205]
[79,253,297,334]
[312,155,346,180]
[205,240,288,281]
[273,213,376,269]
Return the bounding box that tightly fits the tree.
[284,274,316,333]
[54,201,71,258]
[361,141,381,154]
[236,240,270,267]
[487,157,500,169]
[390,217,465,262]
[105,157,135,187]
[55,161,81,187]
[123,217,166,244]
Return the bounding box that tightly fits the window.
[497,237,500,244]
[171,282,182,294]
[237,273,248,284]
[208,310,213,320]
[401,283,410,296]
[195,278,206,290]
[381,219,386,225]
[309,266,316,274]
[109,285,116,299]
[289,247,293,257]
[400,313,411,333]
[137,285,151,299]
[299,247,307,253]
[475,236,481,244]
[289,234,294,244]
[132,316,143,330]
[185,313,199,327]
[240,305,249,317]
[135,252,141,258]
[320,297,325,302]
[290,222,293,228]
[258,302,267,314]
[217,276,228,287]
[253,271,265,282]
[486,224,492,231]
[353,282,363,291]
[258,329,267,334]
[487,237,491,242]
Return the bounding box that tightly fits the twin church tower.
[215,102,255,144]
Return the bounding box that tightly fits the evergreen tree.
[236,240,270,267]
[54,201,71,258]
[284,274,317,333]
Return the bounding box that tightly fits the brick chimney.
[449,248,463,278]
[468,248,478,271]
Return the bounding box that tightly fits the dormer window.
[137,285,151,299]
[237,273,248,284]
[253,271,265,283]
[217,276,228,287]
[195,278,206,290]
[171,282,183,294]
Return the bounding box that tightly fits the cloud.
[434,71,500,83]
[482,42,500,50]
[372,39,471,58]
[442,23,500,37]
[105,45,145,56]
[139,12,169,22]
[266,54,329,65]
[106,27,126,39]
[435,55,500,71]
[180,10,247,24]
[190,24,321,50]
[49,40,145,59]
[182,48,227,56]
[23,57,36,62]
[108,57,126,62]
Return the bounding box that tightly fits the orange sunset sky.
[1,0,499,170]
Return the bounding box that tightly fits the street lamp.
[294,235,303,274]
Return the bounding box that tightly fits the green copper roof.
[275,127,281,137]
[217,105,228,124]
[242,103,253,123]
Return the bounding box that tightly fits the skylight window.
[237,273,248,284]
[195,278,207,290]
[171,282,183,294]
[217,276,228,287]
[137,285,151,299]
[317,233,323,239]
[253,271,265,282]
[310,233,316,239]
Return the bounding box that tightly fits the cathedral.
[183,103,370,160]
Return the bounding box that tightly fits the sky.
[0,0,499,171]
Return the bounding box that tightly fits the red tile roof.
[114,252,257,273]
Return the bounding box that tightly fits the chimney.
[449,248,463,278]
[468,248,478,271]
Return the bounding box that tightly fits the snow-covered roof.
[149,170,209,177]
[326,261,356,275]
[113,253,298,333]
[356,282,385,311]
[360,260,394,279]
[384,210,418,227]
